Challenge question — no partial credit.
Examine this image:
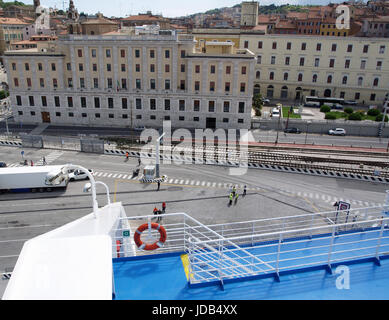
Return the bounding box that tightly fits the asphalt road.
[0,145,387,285]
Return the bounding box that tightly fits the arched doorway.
[324,89,332,97]
[267,85,274,98]
[281,86,288,99]
[295,87,302,100]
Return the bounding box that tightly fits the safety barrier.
[0,140,22,147]
[112,205,389,287]
[104,147,389,184]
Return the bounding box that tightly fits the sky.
[21,0,347,18]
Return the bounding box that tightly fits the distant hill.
[0,1,28,9]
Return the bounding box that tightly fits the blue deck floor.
[113,229,389,300]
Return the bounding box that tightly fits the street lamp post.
[275,105,282,145]
[305,121,311,145]
[156,132,165,178]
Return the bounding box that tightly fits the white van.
[271,108,280,118]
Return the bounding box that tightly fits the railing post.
[375,216,386,266]
[309,214,314,239]
[183,215,186,252]
[251,221,254,246]
[275,232,282,282]
[326,225,336,274]
[280,217,285,242]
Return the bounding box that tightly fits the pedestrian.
[30,160,33,166]
[232,185,236,196]
[42,157,46,165]
[234,192,239,205]
[153,206,158,220]
[243,185,247,197]
[157,181,160,191]
[156,209,163,223]
[125,152,129,161]
[138,158,141,166]
[162,202,166,213]
[229,193,233,206]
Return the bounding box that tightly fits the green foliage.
[375,114,389,122]
[320,105,331,113]
[252,93,263,116]
[367,108,380,116]
[348,112,362,121]
[344,107,354,114]
[0,1,28,9]
[0,90,9,100]
[325,112,337,120]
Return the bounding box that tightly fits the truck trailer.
[0,165,69,193]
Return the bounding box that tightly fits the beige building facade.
[3,32,255,130]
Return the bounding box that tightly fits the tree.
[320,105,331,113]
[348,112,362,121]
[344,107,353,114]
[252,93,263,117]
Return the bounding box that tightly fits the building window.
[210,81,215,92]
[26,78,32,87]
[91,49,97,57]
[78,49,83,57]
[16,95,22,106]
[223,101,230,113]
[180,80,185,90]
[121,49,125,58]
[93,78,98,88]
[41,96,47,107]
[257,56,261,64]
[225,82,230,92]
[150,79,156,90]
[208,101,215,112]
[373,78,379,87]
[258,41,262,49]
[238,102,245,113]
[81,97,86,108]
[107,78,113,88]
[363,45,369,53]
[284,72,288,81]
[194,81,200,91]
[53,78,58,88]
[122,98,128,109]
[95,113,100,118]
[165,64,170,73]
[92,63,97,72]
[340,92,345,99]
[241,66,246,75]
[287,42,292,50]
[345,59,350,69]
[272,42,277,49]
[255,71,260,79]
[238,119,244,124]
[226,66,231,74]
[13,78,18,87]
[135,49,140,58]
[355,92,360,100]
[135,64,140,72]
[271,56,276,64]
[269,72,274,80]
[299,57,305,66]
[122,114,128,119]
[108,114,114,119]
[18,111,23,116]
[195,65,200,73]
[12,63,16,70]
[121,64,126,72]
[181,50,186,58]
[56,112,61,117]
[68,78,73,88]
[194,117,199,122]
[150,50,155,58]
[347,44,353,53]
[298,73,303,82]
[223,118,229,123]
[358,77,363,86]
[150,99,156,110]
[342,76,348,85]
[179,100,185,111]
[240,83,245,92]
[164,99,170,110]
[327,75,332,84]
[193,100,200,112]
[360,60,366,70]
[25,63,29,71]
[94,97,100,108]
[244,41,248,48]
[107,64,112,72]
[38,78,44,88]
[329,59,335,68]
[38,63,43,71]
[54,96,60,107]
[370,93,376,101]
[164,116,170,121]
[108,97,114,108]
[301,43,306,50]
[379,45,385,54]
[136,79,141,89]
[316,43,321,51]
[314,58,320,67]
[210,65,216,74]
[79,63,83,71]
[29,96,34,106]
[165,50,170,59]
[135,99,141,109]
[121,78,127,89]
[285,57,290,65]
[165,79,170,90]
[150,64,155,73]
[106,49,111,58]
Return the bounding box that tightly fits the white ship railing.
[112,205,389,286]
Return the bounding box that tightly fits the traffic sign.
[21,151,24,155]
[122,230,130,237]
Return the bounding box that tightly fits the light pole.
[274,105,282,145]
[156,132,165,178]
[305,121,311,145]
[84,181,111,206]
[46,164,101,218]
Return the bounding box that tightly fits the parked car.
[284,127,301,134]
[271,108,280,118]
[328,128,346,136]
[134,126,146,131]
[304,101,321,108]
[261,98,270,105]
[330,103,344,110]
[0,162,7,168]
[69,169,94,181]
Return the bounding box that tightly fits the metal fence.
[112,205,389,286]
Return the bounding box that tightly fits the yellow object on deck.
[180,254,193,281]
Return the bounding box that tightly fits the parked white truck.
[0,165,69,193]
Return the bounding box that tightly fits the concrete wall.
[252,118,389,138]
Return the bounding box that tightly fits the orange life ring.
[134,222,167,251]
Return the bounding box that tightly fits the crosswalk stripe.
[180,180,185,184]
[196,181,200,186]
[117,174,122,179]
[185,180,189,185]
[168,179,174,183]
[121,175,126,179]
[201,181,206,186]
[112,174,118,178]
[190,180,195,185]
[107,174,112,178]
[102,173,108,177]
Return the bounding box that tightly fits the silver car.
[328,128,346,136]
